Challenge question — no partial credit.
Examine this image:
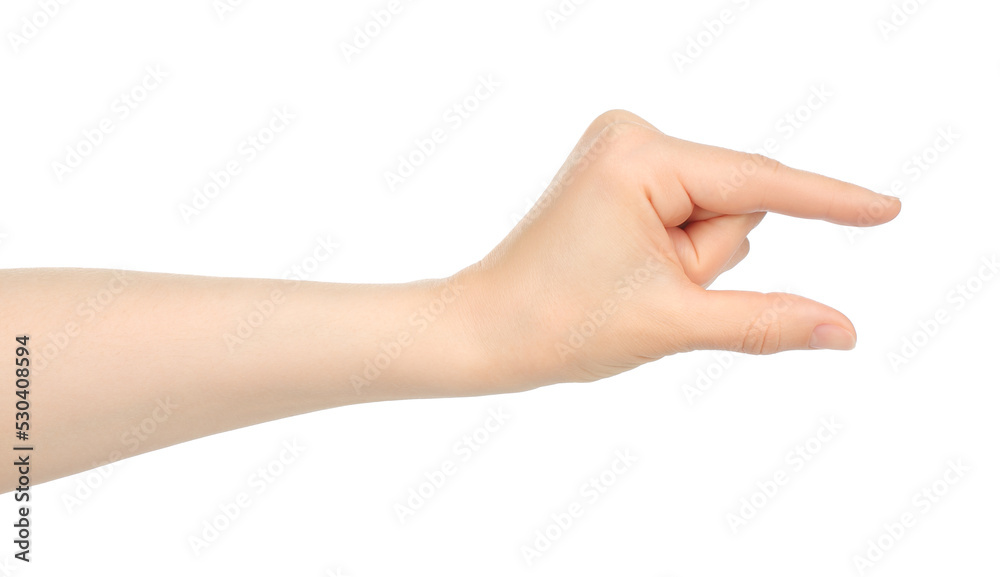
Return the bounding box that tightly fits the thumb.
[680,289,858,354]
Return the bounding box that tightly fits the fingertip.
[852,192,901,227]
[808,323,857,351]
[879,193,902,222]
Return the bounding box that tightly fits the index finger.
[669,137,901,227]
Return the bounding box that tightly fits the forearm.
[0,112,900,493]
[0,267,484,491]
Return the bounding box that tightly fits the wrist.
[444,263,562,395]
[345,275,501,402]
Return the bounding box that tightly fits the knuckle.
[745,152,784,178]
[569,111,666,195]
[739,293,790,355]
[740,317,780,355]
[590,122,658,179]
[590,109,647,131]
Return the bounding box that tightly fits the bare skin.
[0,110,900,492]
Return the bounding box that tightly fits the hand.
[455,110,901,390]
[0,111,901,490]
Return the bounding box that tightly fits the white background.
[2,0,999,575]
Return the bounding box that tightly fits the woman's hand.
[0,110,901,490]
[455,110,901,390]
